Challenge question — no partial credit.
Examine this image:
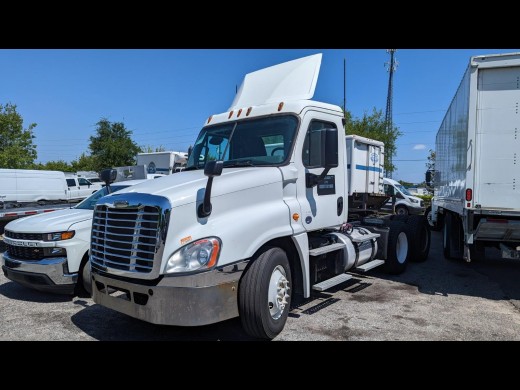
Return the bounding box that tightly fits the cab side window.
[302,120,337,168]
[66,179,76,187]
[78,178,90,186]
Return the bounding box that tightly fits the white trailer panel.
[345,135,384,196]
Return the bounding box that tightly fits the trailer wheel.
[383,221,409,275]
[395,206,409,216]
[443,213,463,260]
[239,247,292,340]
[425,206,442,231]
[406,215,431,262]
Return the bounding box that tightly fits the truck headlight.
[409,198,419,204]
[165,237,221,274]
[44,231,75,241]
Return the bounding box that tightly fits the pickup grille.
[6,245,44,261]
[4,231,44,241]
[91,205,160,274]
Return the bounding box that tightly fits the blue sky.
[1,49,518,183]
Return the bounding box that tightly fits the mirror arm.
[306,167,331,188]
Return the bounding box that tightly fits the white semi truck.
[428,52,520,262]
[89,54,430,339]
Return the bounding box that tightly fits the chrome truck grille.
[90,193,171,280]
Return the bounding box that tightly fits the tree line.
[1,102,401,174]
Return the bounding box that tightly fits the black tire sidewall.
[406,215,431,262]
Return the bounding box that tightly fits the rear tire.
[76,255,92,297]
[406,215,431,262]
[443,212,463,260]
[383,221,409,275]
[239,247,292,340]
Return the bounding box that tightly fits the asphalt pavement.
[1,231,519,340]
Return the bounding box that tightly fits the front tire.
[239,247,292,340]
[395,205,409,216]
[76,255,92,297]
[383,221,409,275]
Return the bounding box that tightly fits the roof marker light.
[246,107,252,116]
[237,109,242,117]
[278,102,284,111]
[228,111,234,119]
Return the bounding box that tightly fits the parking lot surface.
[1,231,519,340]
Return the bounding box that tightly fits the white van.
[383,178,425,216]
[0,169,69,205]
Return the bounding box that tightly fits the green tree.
[88,118,140,171]
[0,103,37,168]
[140,145,166,153]
[398,179,414,188]
[71,153,97,172]
[33,160,73,172]
[344,108,401,174]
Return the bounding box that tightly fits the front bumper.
[92,260,248,326]
[410,206,426,215]
[1,252,77,294]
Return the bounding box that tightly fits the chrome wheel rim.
[396,232,408,264]
[268,265,290,320]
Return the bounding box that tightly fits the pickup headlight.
[165,237,221,274]
[44,231,75,241]
[409,198,419,204]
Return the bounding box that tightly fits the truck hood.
[4,208,93,233]
[108,167,283,208]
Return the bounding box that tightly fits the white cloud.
[412,144,426,150]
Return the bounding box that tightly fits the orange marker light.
[228,111,234,119]
[207,115,213,124]
[292,213,300,221]
[278,102,284,111]
[246,107,252,116]
[237,109,242,117]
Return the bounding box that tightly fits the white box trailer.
[136,151,188,175]
[430,52,520,261]
[345,135,384,195]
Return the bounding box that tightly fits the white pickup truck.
[1,179,147,295]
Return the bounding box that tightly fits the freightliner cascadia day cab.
[427,52,520,262]
[89,54,430,339]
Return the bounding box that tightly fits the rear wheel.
[239,247,292,340]
[383,221,409,275]
[443,212,463,260]
[406,215,431,262]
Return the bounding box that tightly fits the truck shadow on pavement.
[0,281,72,303]
[371,231,520,305]
[70,303,259,341]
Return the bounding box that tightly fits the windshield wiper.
[224,160,256,168]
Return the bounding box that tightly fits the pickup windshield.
[185,115,298,170]
[75,185,129,210]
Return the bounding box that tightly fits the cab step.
[309,243,345,257]
[312,273,352,291]
[355,259,385,272]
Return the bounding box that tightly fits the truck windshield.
[75,185,129,210]
[186,115,298,169]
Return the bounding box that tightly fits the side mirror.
[425,171,432,186]
[204,160,223,178]
[199,160,224,218]
[99,169,117,193]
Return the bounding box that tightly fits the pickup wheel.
[383,221,409,275]
[76,255,92,297]
[239,247,291,340]
[406,215,431,262]
[395,205,409,216]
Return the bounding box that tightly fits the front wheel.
[76,256,92,297]
[395,205,409,216]
[239,247,292,340]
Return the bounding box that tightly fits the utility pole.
[384,49,398,178]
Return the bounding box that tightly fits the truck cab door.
[78,177,93,197]
[66,178,79,199]
[296,113,346,231]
